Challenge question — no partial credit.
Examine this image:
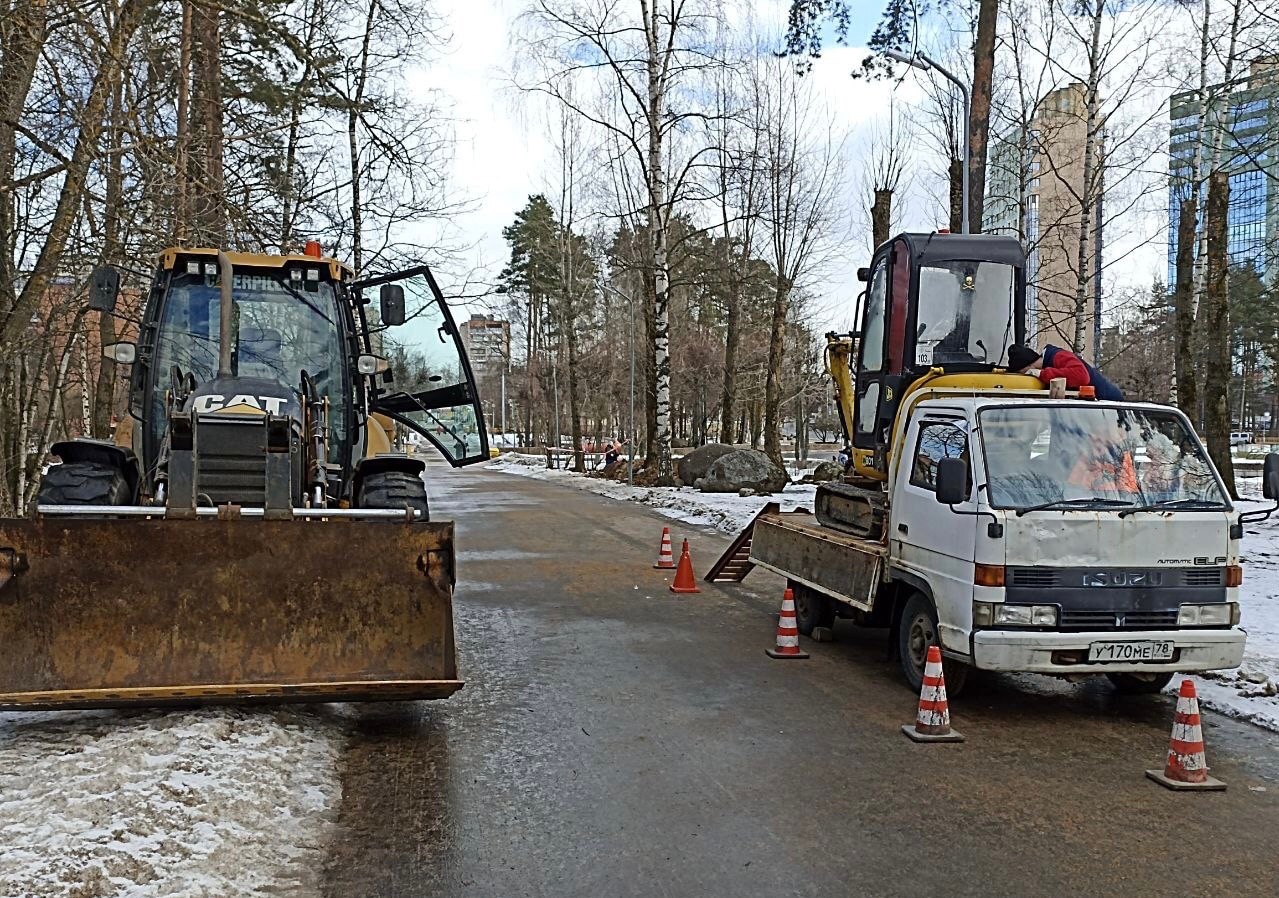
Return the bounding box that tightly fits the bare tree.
[514,0,719,481]
[756,57,845,466]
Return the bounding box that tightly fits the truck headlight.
[974,602,1058,627]
[1178,603,1238,626]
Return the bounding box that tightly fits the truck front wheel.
[1105,672,1175,695]
[897,592,968,697]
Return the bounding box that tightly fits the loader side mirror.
[1264,453,1279,500]
[380,284,406,326]
[103,341,136,364]
[88,266,120,312]
[357,353,390,375]
[935,457,971,506]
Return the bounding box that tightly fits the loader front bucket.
[0,514,462,710]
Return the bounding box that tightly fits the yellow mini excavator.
[0,244,489,709]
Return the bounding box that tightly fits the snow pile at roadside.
[0,708,343,896]
[1187,494,1279,731]
[489,452,816,533]
[491,452,1279,731]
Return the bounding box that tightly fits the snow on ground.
[0,707,344,896]
[489,452,816,534]
[491,453,1279,732]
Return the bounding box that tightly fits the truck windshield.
[151,269,349,459]
[978,405,1229,511]
[916,261,1015,367]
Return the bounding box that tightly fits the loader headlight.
[973,602,1058,628]
[1178,603,1238,626]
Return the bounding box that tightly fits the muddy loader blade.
[0,515,462,710]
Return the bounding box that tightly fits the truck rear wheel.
[36,461,131,506]
[1105,672,1174,695]
[788,582,835,636]
[897,592,968,697]
[357,470,429,520]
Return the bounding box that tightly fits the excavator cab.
[818,232,1032,536]
[851,233,1027,460]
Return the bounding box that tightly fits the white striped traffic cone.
[1146,679,1226,791]
[653,527,675,569]
[765,588,809,659]
[902,644,964,742]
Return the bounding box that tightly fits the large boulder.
[701,449,790,494]
[803,460,845,484]
[676,442,735,486]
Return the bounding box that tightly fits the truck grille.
[1057,609,1179,631]
[1007,567,1224,588]
[1008,569,1059,588]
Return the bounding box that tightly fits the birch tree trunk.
[642,0,673,482]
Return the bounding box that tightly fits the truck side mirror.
[856,267,870,283]
[935,457,970,506]
[1264,453,1279,500]
[88,266,120,312]
[380,284,406,326]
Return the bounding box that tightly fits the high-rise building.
[459,313,510,372]
[1167,58,1279,286]
[985,83,1104,360]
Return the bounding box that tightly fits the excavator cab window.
[915,261,1016,368]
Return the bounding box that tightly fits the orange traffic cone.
[653,526,676,569]
[902,645,964,742]
[1146,679,1226,791]
[669,539,700,594]
[765,587,809,659]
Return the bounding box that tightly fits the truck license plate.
[1087,640,1174,662]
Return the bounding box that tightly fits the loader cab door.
[356,266,490,467]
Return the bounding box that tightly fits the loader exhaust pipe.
[217,250,234,378]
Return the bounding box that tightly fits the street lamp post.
[886,49,971,235]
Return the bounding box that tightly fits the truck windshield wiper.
[1014,497,1135,516]
[1117,498,1226,518]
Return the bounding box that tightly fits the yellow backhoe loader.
[0,244,488,709]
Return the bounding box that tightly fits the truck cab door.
[891,414,979,653]
[355,266,490,467]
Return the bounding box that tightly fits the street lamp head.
[884,49,930,71]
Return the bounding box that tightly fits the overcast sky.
[408,0,1172,336]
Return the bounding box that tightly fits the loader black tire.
[357,470,429,520]
[36,461,131,506]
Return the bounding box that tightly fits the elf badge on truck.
[718,232,1267,696]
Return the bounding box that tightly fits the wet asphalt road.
[321,461,1279,897]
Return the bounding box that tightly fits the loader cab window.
[363,269,488,466]
[149,268,351,464]
[915,261,1016,367]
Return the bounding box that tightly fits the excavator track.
[814,481,885,539]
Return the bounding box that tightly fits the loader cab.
[852,232,1026,456]
[125,250,488,505]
